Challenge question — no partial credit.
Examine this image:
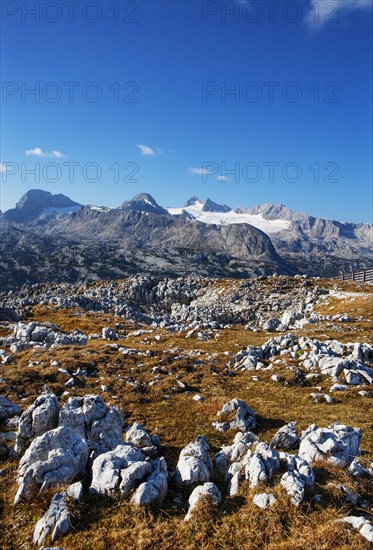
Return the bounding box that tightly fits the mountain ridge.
[0,189,371,289]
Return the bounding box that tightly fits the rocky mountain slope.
[0,190,371,290]
[170,198,373,277]
[241,203,373,277]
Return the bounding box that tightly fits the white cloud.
[305,0,372,28]
[189,167,213,176]
[51,150,64,158]
[217,175,232,183]
[25,147,65,158]
[0,163,6,173]
[137,144,157,156]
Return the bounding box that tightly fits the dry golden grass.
[0,278,372,549]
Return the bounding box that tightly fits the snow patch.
[167,203,290,234]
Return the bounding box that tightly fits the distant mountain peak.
[121,192,168,215]
[184,196,202,207]
[202,198,232,213]
[2,189,81,223]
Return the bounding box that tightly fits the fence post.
[363,270,366,282]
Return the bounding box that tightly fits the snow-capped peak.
[184,196,203,207]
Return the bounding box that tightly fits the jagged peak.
[202,198,232,213]
[184,196,202,207]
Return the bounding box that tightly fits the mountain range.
[0,189,371,290]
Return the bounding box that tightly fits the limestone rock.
[15,426,88,504]
[213,399,256,432]
[15,393,60,455]
[270,422,299,450]
[253,492,276,509]
[215,431,258,477]
[299,422,362,468]
[59,394,124,456]
[125,422,158,457]
[244,443,280,488]
[348,458,373,478]
[102,327,118,341]
[339,516,373,543]
[90,444,149,495]
[281,472,306,507]
[33,482,83,545]
[131,457,168,505]
[184,482,221,521]
[175,436,212,486]
[0,396,22,421]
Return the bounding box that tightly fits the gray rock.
[339,516,373,543]
[299,422,362,468]
[281,471,306,507]
[318,357,346,377]
[310,392,335,404]
[215,430,258,477]
[90,444,148,495]
[102,327,118,341]
[131,457,168,505]
[270,422,299,450]
[227,464,242,496]
[120,460,153,497]
[126,422,153,449]
[253,492,276,509]
[213,399,256,432]
[330,383,349,392]
[175,435,212,486]
[0,395,22,421]
[33,482,83,545]
[244,443,280,488]
[59,394,124,456]
[348,458,373,478]
[15,426,89,504]
[15,393,60,455]
[184,482,221,521]
[262,318,281,332]
[283,454,315,493]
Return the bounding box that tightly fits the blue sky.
[0,0,372,222]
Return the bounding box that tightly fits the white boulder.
[299,423,361,468]
[15,393,60,455]
[175,436,212,486]
[184,482,221,521]
[213,399,256,432]
[253,492,276,509]
[131,457,168,505]
[15,427,88,505]
[270,422,299,450]
[33,482,83,545]
[59,394,124,456]
[90,444,149,495]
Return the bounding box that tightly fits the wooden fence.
[335,268,373,283]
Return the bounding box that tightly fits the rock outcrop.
[58,395,124,456]
[175,436,212,486]
[15,393,60,455]
[15,426,89,504]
